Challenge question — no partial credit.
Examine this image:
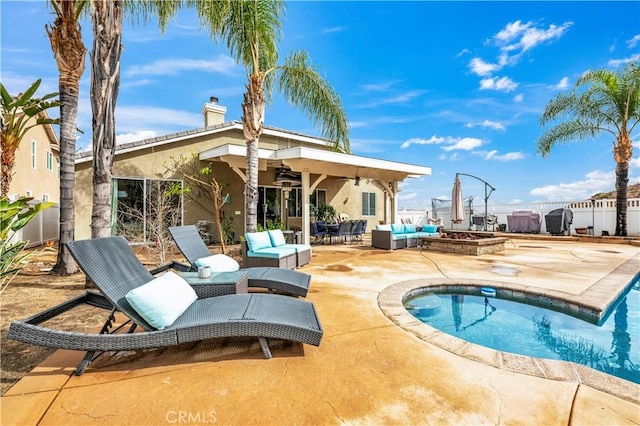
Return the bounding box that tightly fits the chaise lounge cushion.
[125,271,197,330]
[246,232,274,252]
[195,254,240,272]
[246,246,297,259]
[267,229,288,247]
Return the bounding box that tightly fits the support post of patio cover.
[455,173,495,231]
[301,171,311,244]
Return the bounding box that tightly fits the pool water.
[404,279,640,384]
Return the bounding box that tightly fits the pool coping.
[377,257,640,405]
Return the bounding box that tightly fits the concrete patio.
[2,235,639,425]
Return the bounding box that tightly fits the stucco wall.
[10,122,60,202]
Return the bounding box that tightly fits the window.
[362,192,376,216]
[31,140,37,169]
[287,188,327,218]
[111,177,183,241]
[46,151,53,171]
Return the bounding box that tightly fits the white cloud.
[456,48,471,58]
[397,192,418,201]
[476,150,524,161]
[401,135,445,148]
[125,55,238,77]
[401,135,483,152]
[552,77,570,90]
[360,80,401,92]
[116,130,157,145]
[627,35,640,48]
[468,57,499,76]
[513,93,524,103]
[321,26,347,34]
[493,20,573,54]
[116,105,203,133]
[442,137,483,151]
[465,120,506,131]
[356,90,425,108]
[608,53,640,68]
[479,76,518,92]
[529,169,615,200]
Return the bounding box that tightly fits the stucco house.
[7,111,60,203]
[74,99,432,244]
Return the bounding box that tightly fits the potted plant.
[316,203,336,222]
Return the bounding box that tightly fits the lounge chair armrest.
[150,261,191,275]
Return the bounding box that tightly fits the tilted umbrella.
[451,175,465,224]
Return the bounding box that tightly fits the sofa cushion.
[391,234,407,241]
[246,247,296,259]
[267,229,287,247]
[125,271,197,330]
[376,224,392,231]
[195,254,240,272]
[391,224,405,234]
[421,224,440,233]
[404,224,417,233]
[245,231,273,252]
[280,243,312,254]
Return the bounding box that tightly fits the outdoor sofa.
[168,225,310,297]
[8,236,323,375]
[243,230,311,269]
[372,223,441,250]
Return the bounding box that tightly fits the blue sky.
[2,1,639,208]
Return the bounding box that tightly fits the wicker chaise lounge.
[168,225,310,297]
[8,236,323,375]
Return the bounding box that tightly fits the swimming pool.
[404,277,640,384]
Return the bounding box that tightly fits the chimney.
[202,97,226,127]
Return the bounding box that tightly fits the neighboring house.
[8,111,60,202]
[74,99,432,243]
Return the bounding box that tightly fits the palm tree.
[199,0,349,233]
[537,62,640,236]
[0,80,59,197]
[88,0,124,238]
[47,0,88,275]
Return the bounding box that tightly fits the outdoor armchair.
[168,226,310,297]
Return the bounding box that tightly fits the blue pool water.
[404,277,640,384]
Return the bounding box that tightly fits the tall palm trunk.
[242,74,265,234]
[614,162,628,237]
[90,0,123,238]
[47,0,86,275]
[0,138,18,197]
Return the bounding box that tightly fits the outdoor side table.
[178,271,248,298]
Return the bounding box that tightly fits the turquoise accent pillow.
[245,231,273,251]
[267,229,287,247]
[391,224,405,234]
[125,271,197,330]
[404,224,417,233]
[376,224,392,231]
[195,254,240,272]
[422,224,439,233]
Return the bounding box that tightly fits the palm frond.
[278,50,349,153]
[537,120,606,157]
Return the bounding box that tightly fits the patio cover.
[199,144,432,243]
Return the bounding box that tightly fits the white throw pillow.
[195,254,240,272]
[125,271,197,330]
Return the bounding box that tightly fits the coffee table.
[178,270,248,298]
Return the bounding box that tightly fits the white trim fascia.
[274,146,432,176]
[199,143,275,160]
[261,128,332,148]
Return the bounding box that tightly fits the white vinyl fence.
[397,198,640,236]
[11,202,60,248]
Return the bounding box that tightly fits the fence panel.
[397,198,640,236]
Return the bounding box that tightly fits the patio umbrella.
[451,175,464,224]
